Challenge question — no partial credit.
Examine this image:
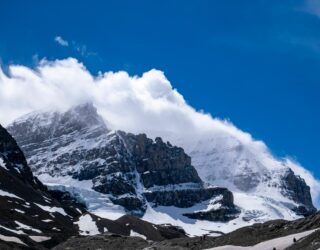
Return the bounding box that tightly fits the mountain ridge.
[7,103,316,236]
[0,123,190,249]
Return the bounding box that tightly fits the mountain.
[157,124,317,221]
[0,123,192,249]
[7,103,316,236]
[7,119,317,250]
[7,103,240,236]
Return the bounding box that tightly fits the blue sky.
[1,0,320,177]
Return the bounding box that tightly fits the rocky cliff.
[281,168,315,216]
[0,124,189,249]
[0,123,82,249]
[7,103,240,225]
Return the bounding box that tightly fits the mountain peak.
[62,102,107,131]
[7,103,108,150]
[6,106,317,236]
[69,102,97,117]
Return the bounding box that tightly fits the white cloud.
[54,36,69,47]
[0,57,319,207]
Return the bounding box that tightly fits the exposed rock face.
[0,124,190,249]
[144,186,241,222]
[280,169,316,216]
[7,103,238,222]
[184,206,240,222]
[0,124,82,249]
[120,132,202,187]
[144,187,232,208]
[0,122,36,182]
[181,188,240,222]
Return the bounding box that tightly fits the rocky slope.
[7,103,241,236]
[286,229,320,250]
[52,212,320,250]
[161,126,317,224]
[0,123,83,249]
[0,123,190,249]
[158,211,320,250]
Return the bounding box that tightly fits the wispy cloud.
[54,36,69,47]
[54,36,98,59]
[72,41,98,58]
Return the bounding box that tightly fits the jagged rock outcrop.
[280,168,316,216]
[145,187,231,208]
[0,124,189,249]
[0,124,83,249]
[181,188,240,222]
[120,132,202,187]
[7,103,239,222]
[145,186,241,222]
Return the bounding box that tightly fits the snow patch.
[34,203,68,216]
[14,209,25,214]
[0,190,23,200]
[0,225,26,235]
[41,219,53,223]
[15,221,42,233]
[45,183,126,220]
[38,174,93,190]
[29,235,51,242]
[75,214,99,235]
[0,234,27,246]
[0,157,8,170]
[130,230,147,240]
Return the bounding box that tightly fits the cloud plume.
[54,36,69,47]
[0,57,319,206]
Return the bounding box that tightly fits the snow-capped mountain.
[7,103,316,236]
[0,123,194,249]
[7,103,242,236]
[164,128,316,221]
